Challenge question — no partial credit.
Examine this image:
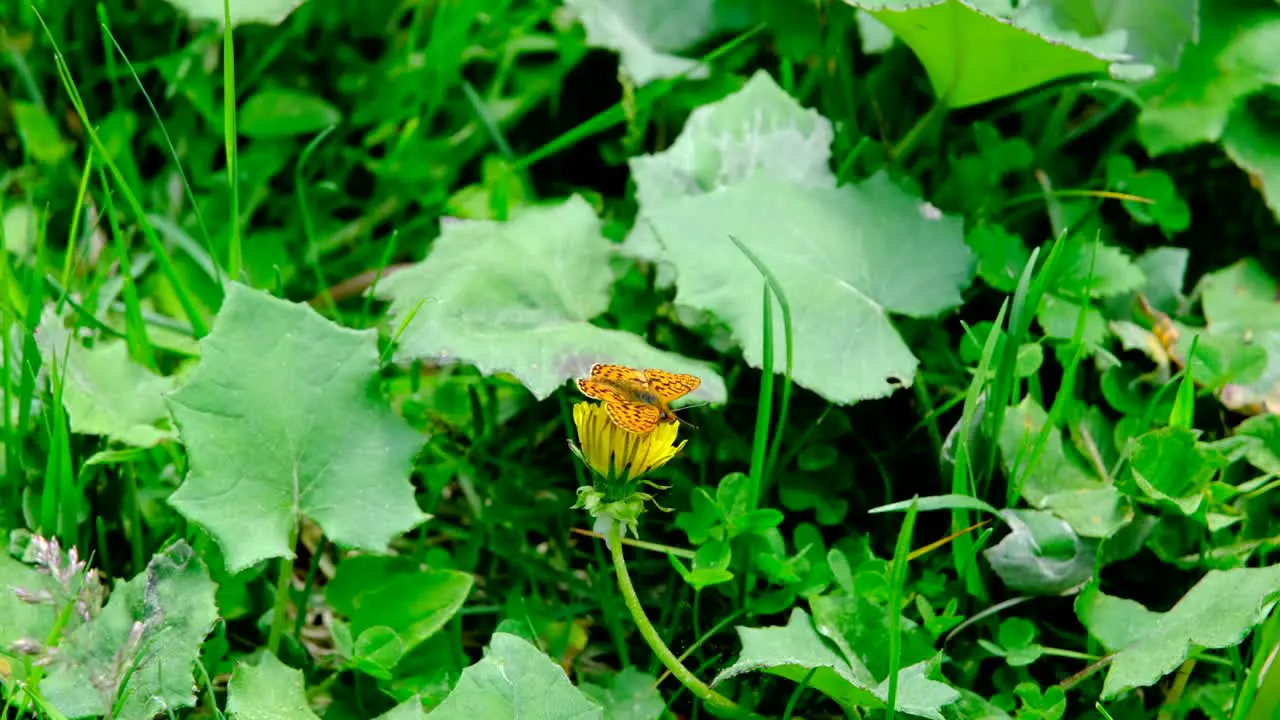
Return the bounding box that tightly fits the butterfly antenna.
[674,411,699,431]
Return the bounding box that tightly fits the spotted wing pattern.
[606,401,661,433]
[642,368,701,401]
[577,378,632,404]
[589,363,648,385]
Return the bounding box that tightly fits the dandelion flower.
[568,402,687,540]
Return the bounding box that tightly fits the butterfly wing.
[590,363,648,385]
[577,378,632,404]
[606,401,661,433]
[642,368,701,402]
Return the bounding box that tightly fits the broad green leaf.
[809,592,936,681]
[1076,565,1280,698]
[326,555,473,658]
[580,668,665,720]
[1223,96,1280,221]
[43,542,217,720]
[226,652,320,720]
[377,196,725,403]
[376,698,430,720]
[1032,0,1196,70]
[167,283,428,572]
[1103,155,1191,236]
[965,223,1030,293]
[646,173,970,405]
[1000,398,1130,538]
[36,309,177,448]
[428,632,603,719]
[1044,236,1145,299]
[1136,4,1280,155]
[11,100,69,163]
[712,608,958,717]
[240,88,341,139]
[1126,426,1224,517]
[843,0,1132,108]
[1199,260,1280,332]
[712,608,878,708]
[564,0,712,86]
[625,70,836,260]
[985,510,1096,595]
[160,0,307,26]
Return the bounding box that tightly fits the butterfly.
[576,363,702,433]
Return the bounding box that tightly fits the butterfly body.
[576,364,701,433]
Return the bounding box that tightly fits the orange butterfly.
[576,364,701,433]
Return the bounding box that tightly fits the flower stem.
[609,522,757,717]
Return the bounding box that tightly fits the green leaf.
[1136,4,1280,154]
[1045,236,1146,300]
[36,309,178,448]
[1126,426,1224,517]
[239,88,341,139]
[167,283,428,572]
[646,173,971,405]
[43,542,218,720]
[226,652,320,720]
[11,100,69,163]
[325,555,473,658]
[1033,0,1196,70]
[428,632,603,719]
[869,494,1000,516]
[712,608,958,717]
[563,0,713,86]
[985,510,1096,595]
[809,592,936,681]
[0,551,60,684]
[1104,155,1191,236]
[375,698,430,720]
[1000,398,1131,538]
[966,223,1031,293]
[2,203,37,256]
[625,70,836,260]
[159,0,307,26]
[1146,3,1280,151]
[1076,565,1280,698]
[580,667,665,720]
[1223,94,1280,222]
[844,0,1133,108]
[377,196,725,404]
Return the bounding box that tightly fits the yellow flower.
[569,402,687,536]
[572,402,686,488]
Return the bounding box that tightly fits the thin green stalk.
[294,536,327,641]
[125,465,144,573]
[222,0,242,281]
[608,522,757,718]
[102,26,218,282]
[726,234,794,496]
[31,27,210,335]
[96,163,156,369]
[296,126,340,318]
[60,147,94,290]
[267,522,301,655]
[748,282,774,509]
[885,498,919,720]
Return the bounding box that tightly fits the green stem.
[267,522,300,655]
[608,522,755,718]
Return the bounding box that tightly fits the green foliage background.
[2,0,1280,718]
